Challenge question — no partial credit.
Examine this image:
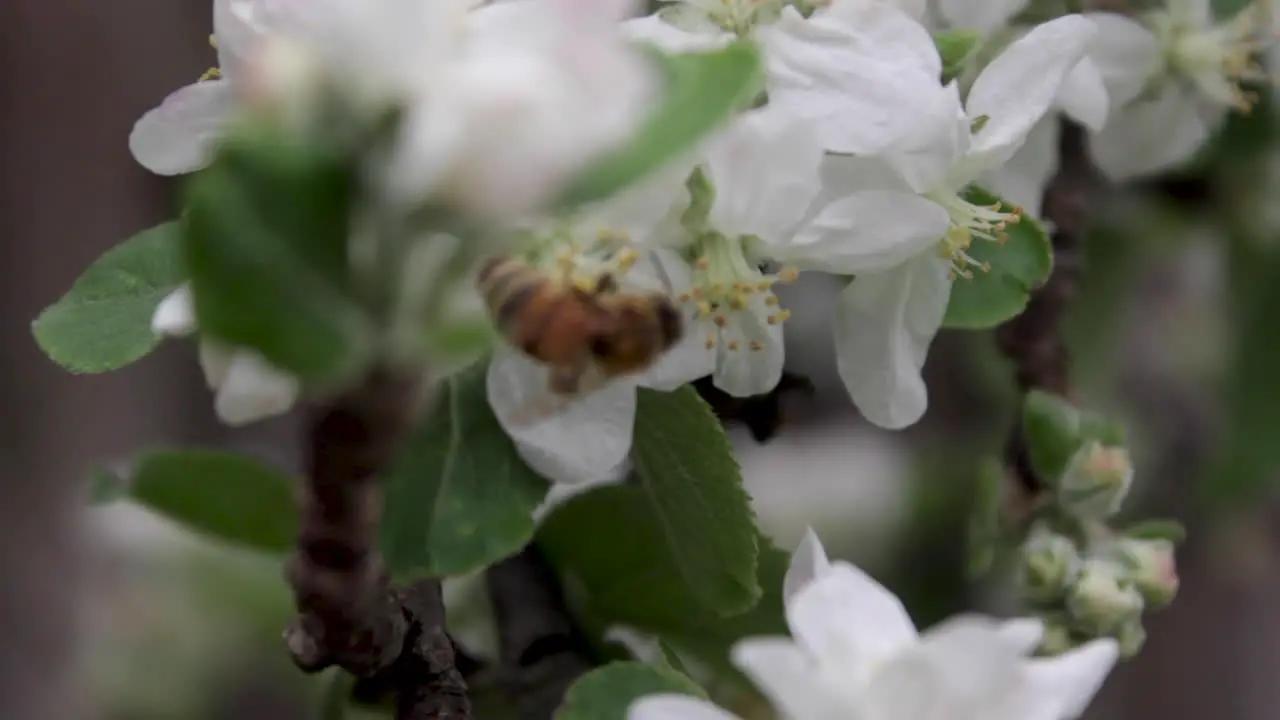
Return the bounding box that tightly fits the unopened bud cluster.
[1010,394,1182,661]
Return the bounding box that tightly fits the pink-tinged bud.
[1057,441,1134,519]
[1115,537,1179,608]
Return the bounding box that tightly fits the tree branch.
[282,368,470,719]
[486,544,598,719]
[995,119,1098,509]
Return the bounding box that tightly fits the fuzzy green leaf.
[1121,519,1187,545]
[556,661,706,720]
[32,223,185,373]
[182,121,375,386]
[1023,390,1084,485]
[935,29,981,83]
[126,449,298,554]
[537,484,787,685]
[632,387,759,615]
[380,360,551,578]
[555,41,762,208]
[943,186,1053,329]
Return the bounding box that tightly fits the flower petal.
[783,527,832,602]
[1021,638,1119,718]
[152,283,197,337]
[1057,56,1110,131]
[1082,12,1161,107]
[937,0,1031,34]
[129,81,239,175]
[778,191,950,274]
[640,249,716,389]
[995,617,1046,655]
[628,695,741,720]
[211,350,300,426]
[882,81,971,193]
[487,350,637,484]
[710,293,785,397]
[731,637,856,716]
[620,13,734,51]
[786,561,919,674]
[980,115,1058,218]
[704,107,824,242]
[834,255,951,430]
[1090,88,1216,181]
[965,14,1096,171]
[762,5,945,155]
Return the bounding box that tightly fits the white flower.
[129,0,280,175]
[152,284,300,426]
[628,529,1120,720]
[627,0,954,155]
[653,106,949,399]
[1087,0,1275,180]
[382,0,660,219]
[823,15,1094,428]
[485,170,705,485]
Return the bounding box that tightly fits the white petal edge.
[212,351,300,426]
[786,562,919,673]
[834,255,951,430]
[1023,638,1119,718]
[129,81,239,176]
[1089,89,1216,182]
[730,637,856,717]
[1057,56,1110,131]
[628,695,741,720]
[781,191,950,275]
[152,283,197,337]
[995,617,1047,655]
[979,115,1059,219]
[965,14,1096,171]
[1081,12,1161,108]
[486,350,638,485]
[783,527,832,602]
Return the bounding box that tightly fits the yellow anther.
[705,336,717,350]
[697,300,713,318]
[695,256,710,270]
[727,341,740,351]
[728,296,747,311]
[764,294,779,307]
[777,266,800,282]
[756,280,773,291]
[713,314,729,328]
[749,340,764,351]
[198,67,223,82]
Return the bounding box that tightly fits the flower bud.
[1115,616,1147,659]
[1037,617,1077,656]
[1066,559,1144,634]
[242,37,327,126]
[1057,441,1134,519]
[1115,537,1179,608]
[1018,524,1081,603]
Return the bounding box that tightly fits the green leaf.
[555,41,763,208]
[632,387,759,615]
[935,29,981,83]
[32,223,185,373]
[556,661,706,720]
[125,449,298,554]
[966,458,1005,579]
[1022,390,1083,485]
[943,186,1053,329]
[536,484,787,684]
[1121,519,1187,546]
[182,120,375,386]
[380,360,551,578]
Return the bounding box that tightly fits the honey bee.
[477,255,684,422]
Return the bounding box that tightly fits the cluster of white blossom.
[132,0,1274,479]
[627,529,1119,720]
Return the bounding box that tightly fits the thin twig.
[282,368,470,719]
[995,119,1099,513]
[487,544,598,719]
